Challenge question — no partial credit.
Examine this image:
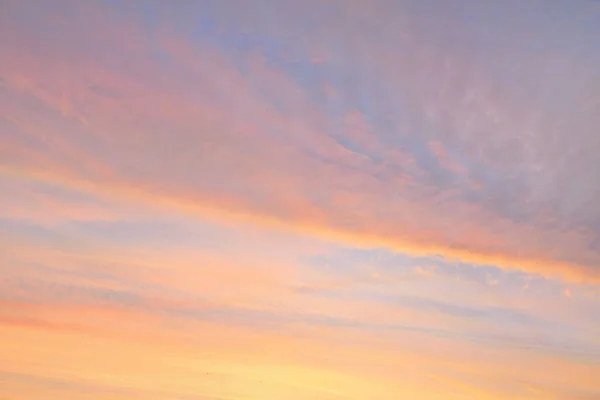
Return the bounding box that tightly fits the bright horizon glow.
[1,1,599,399]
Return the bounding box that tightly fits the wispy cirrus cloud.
[2,1,600,283]
[1,1,600,399]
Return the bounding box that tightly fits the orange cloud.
[1,295,598,400]
[2,3,600,399]
[7,165,597,284]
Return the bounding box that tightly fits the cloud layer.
[1,1,599,399]
[3,1,600,282]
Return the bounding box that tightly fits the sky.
[1,0,600,399]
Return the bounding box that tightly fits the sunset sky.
[1,1,600,399]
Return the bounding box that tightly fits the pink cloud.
[2,0,600,287]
